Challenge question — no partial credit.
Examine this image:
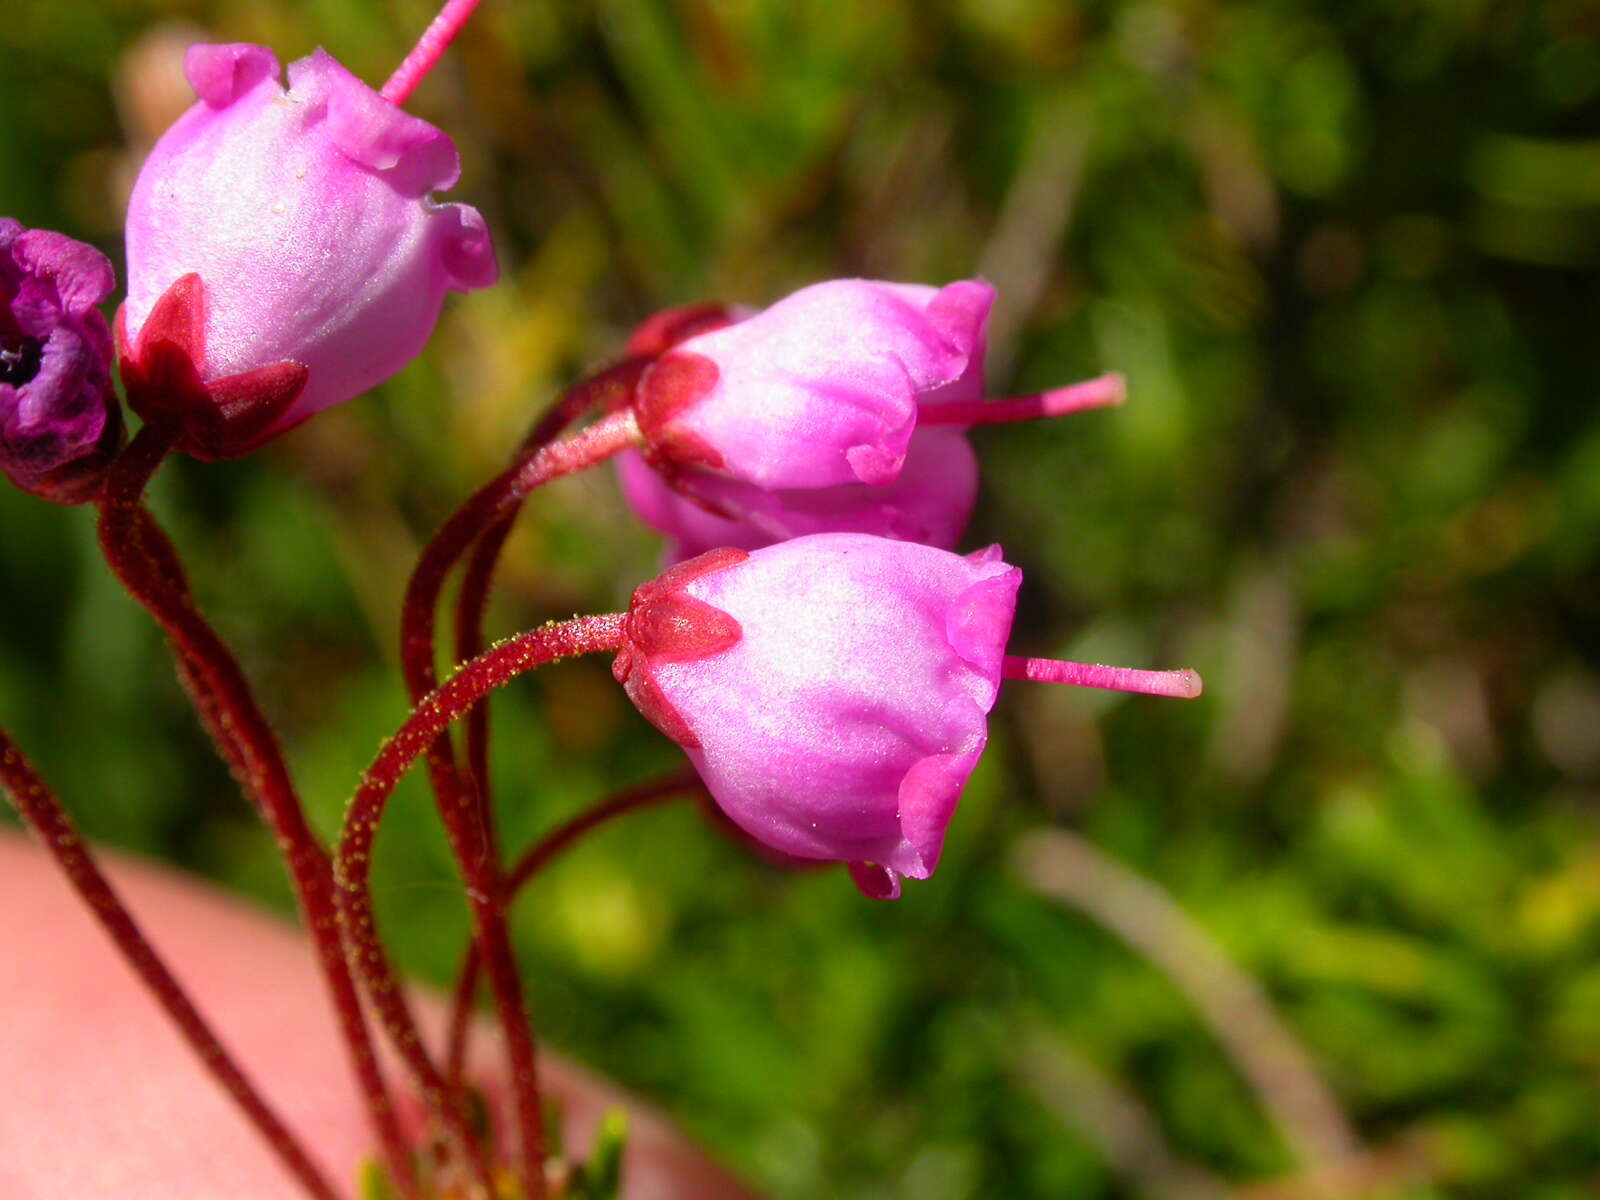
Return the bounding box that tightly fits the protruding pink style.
[121,43,497,449]
[613,534,1203,899]
[918,371,1125,427]
[381,0,484,105]
[616,280,1124,561]
[1002,656,1202,699]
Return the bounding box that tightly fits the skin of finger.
[0,833,762,1200]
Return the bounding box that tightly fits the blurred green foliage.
[3,1,1600,1197]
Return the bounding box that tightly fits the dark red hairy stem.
[0,727,343,1200]
[444,768,703,1083]
[404,364,647,709]
[95,424,433,1198]
[448,366,642,838]
[399,396,641,1197]
[454,516,516,806]
[339,613,627,1197]
[402,372,644,1195]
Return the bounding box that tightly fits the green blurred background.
[4,1,1600,1196]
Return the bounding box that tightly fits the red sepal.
[614,547,748,748]
[634,351,725,471]
[617,670,702,748]
[117,275,208,424]
[178,362,310,460]
[631,545,750,609]
[117,274,309,461]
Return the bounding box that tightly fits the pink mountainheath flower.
[610,533,1201,900]
[0,220,122,503]
[630,278,991,490]
[119,42,497,458]
[617,279,1124,561]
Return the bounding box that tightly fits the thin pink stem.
[337,613,627,1197]
[0,728,343,1200]
[444,769,701,1083]
[381,0,484,105]
[919,372,1125,426]
[1003,655,1203,699]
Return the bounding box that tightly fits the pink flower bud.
[120,43,497,456]
[633,278,993,489]
[616,279,1125,560]
[0,220,123,503]
[612,535,1022,898]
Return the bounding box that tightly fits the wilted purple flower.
[612,534,1201,899]
[0,220,122,504]
[120,43,497,458]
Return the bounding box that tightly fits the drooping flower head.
[612,533,1202,899]
[0,220,122,504]
[632,278,991,490]
[615,278,1123,561]
[120,43,498,458]
[613,534,1020,898]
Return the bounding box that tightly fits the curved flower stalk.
[0,220,123,503]
[336,615,634,1194]
[93,427,427,1197]
[344,536,1199,989]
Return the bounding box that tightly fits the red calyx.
[613,547,748,748]
[633,351,725,478]
[116,274,309,461]
[625,302,737,359]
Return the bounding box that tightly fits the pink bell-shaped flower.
[632,279,992,489]
[119,43,497,458]
[618,278,1124,560]
[611,533,1201,899]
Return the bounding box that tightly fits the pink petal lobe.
[184,43,280,108]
